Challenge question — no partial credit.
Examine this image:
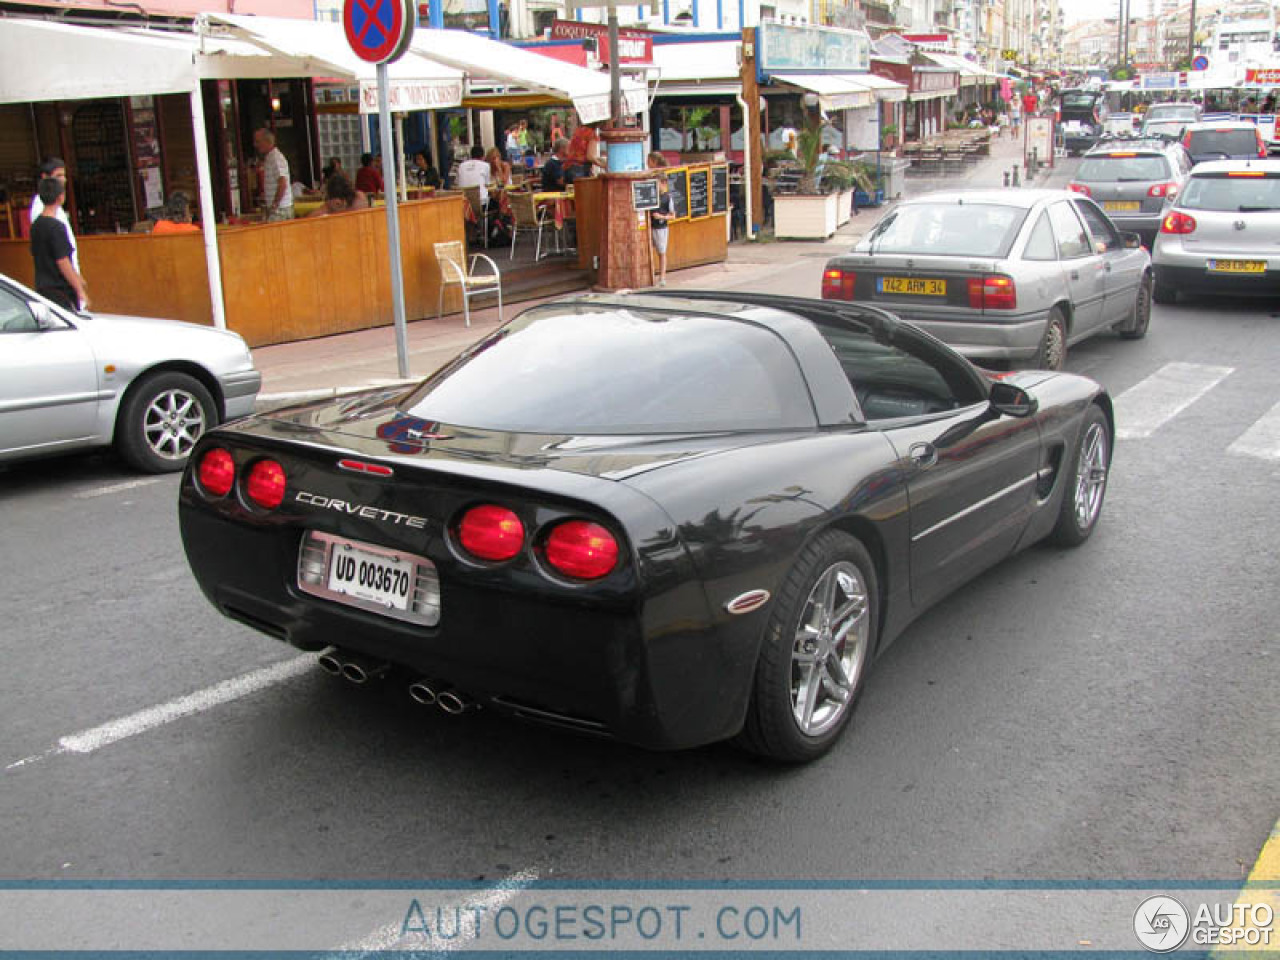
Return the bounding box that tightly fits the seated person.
[541,138,568,191]
[411,151,440,188]
[151,191,200,234]
[485,147,512,188]
[307,174,366,216]
[354,153,384,195]
[456,145,492,204]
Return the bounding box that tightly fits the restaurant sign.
[758,21,870,75]
[359,79,464,113]
[1246,68,1280,85]
[550,19,653,65]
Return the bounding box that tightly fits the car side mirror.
[29,301,58,331]
[989,381,1038,418]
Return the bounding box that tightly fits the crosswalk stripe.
[1114,362,1234,440]
[1228,399,1280,461]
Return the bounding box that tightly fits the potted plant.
[772,117,841,239]
[880,123,899,151]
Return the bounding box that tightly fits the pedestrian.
[648,157,674,287]
[355,152,384,195]
[28,156,78,273]
[253,128,293,221]
[30,176,88,312]
[505,125,521,164]
[565,118,606,180]
[151,191,200,235]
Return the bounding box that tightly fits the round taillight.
[544,520,619,580]
[246,459,287,509]
[197,447,235,497]
[458,504,525,562]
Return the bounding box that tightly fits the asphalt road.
[2,182,1277,896]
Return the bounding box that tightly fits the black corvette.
[178,291,1114,762]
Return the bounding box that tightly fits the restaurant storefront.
[870,56,958,142]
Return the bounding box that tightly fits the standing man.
[28,157,78,273]
[253,128,293,221]
[30,177,89,312]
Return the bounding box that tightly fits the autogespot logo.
[1134,895,1191,952]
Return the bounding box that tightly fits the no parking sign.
[344,0,416,64]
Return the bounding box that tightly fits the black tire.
[1118,275,1152,340]
[116,372,218,473]
[737,530,878,763]
[1152,277,1177,305]
[1048,404,1111,548]
[1035,307,1068,371]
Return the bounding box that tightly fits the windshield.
[1178,174,1280,211]
[1146,104,1199,120]
[1186,129,1259,157]
[1061,93,1099,109]
[399,305,818,434]
[1141,120,1188,137]
[1077,155,1171,181]
[864,202,1027,257]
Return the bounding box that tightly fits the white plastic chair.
[434,240,502,328]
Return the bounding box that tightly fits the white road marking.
[72,476,169,500]
[337,867,541,955]
[1113,362,1234,439]
[1228,400,1280,461]
[4,655,315,771]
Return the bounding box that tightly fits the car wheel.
[1048,405,1111,548]
[116,372,217,473]
[1035,308,1068,371]
[738,530,878,763]
[1118,275,1152,340]
[1152,278,1177,305]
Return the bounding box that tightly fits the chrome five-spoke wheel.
[1072,420,1109,532]
[791,560,870,738]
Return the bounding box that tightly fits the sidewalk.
[252,130,1060,404]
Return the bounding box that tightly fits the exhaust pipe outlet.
[408,679,439,706]
[436,689,475,715]
[340,653,390,684]
[317,649,344,676]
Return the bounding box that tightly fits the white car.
[0,274,260,472]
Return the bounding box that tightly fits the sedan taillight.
[821,268,855,301]
[1259,134,1269,159]
[1147,181,1177,199]
[1067,182,1091,196]
[1161,211,1197,234]
[967,275,1017,310]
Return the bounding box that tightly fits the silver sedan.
[822,189,1153,369]
[0,273,260,472]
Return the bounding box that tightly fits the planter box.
[774,192,839,240]
[836,189,853,226]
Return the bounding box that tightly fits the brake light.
[458,504,525,562]
[1067,182,1091,196]
[544,520,619,580]
[1161,211,1197,234]
[246,459,287,509]
[197,447,235,497]
[1228,170,1266,177]
[1259,133,1268,158]
[1108,152,1137,158]
[1147,181,1177,198]
[967,275,1017,310]
[821,268,855,300]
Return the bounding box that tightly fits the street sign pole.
[377,61,411,379]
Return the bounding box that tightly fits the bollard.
[1031,148,1039,175]
[1011,165,1020,187]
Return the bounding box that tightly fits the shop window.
[71,101,133,234]
[655,105,723,155]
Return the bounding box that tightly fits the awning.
[923,51,999,87]
[202,14,464,113]
[410,29,647,123]
[850,71,908,102]
[772,74,875,111]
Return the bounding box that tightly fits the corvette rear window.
[399,306,817,434]
[863,202,1026,257]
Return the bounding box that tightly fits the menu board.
[665,168,689,220]
[631,178,659,211]
[688,167,710,219]
[711,165,729,215]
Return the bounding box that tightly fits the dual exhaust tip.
[318,648,474,714]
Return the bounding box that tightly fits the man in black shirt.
[30,177,88,312]
[541,138,569,191]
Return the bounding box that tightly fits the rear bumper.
[891,310,1048,361]
[1153,263,1280,296]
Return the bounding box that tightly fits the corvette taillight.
[1067,182,1091,196]
[544,521,619,580]
[1259,134,1269,159]
[821,268,855,300]
[1147,181,1177,198]
[246,459,287,509]
[967,275,1017,310]
[1161,211,1197,234]
[458,504,525,562]
[198,447,235,497]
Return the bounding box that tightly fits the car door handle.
[909,442,938,468]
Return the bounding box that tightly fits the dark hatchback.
[1181,121,1269,165]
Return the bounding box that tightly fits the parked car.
[1180,120,1269,165]
[1068,137,1193,245]
[1151,158,1280,303]
[178,291,1114,763]
[1059,89,1110,155]
[821,189,1153,370]
[0,273,261,472]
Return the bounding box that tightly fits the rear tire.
[737,531,878,763]
[1118,275,1152,340]
[1035,307,1068,371]
[1048,405,1111,547]
[116,372,217,473]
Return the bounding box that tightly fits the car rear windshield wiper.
[1237,206,1280,212]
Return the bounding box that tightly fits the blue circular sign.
[344,0,415,65]
[1192,55,1209,71]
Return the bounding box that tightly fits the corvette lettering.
[294,491,428,529]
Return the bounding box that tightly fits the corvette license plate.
[1103,200,1140,212]
[878,276,946,296]
[297,531,439,625]
[1207,259,1266,274]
